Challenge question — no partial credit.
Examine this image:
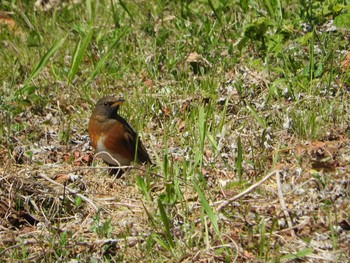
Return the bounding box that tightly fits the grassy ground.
[1,0,350,261]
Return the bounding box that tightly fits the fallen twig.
[0,239,37,256]
[217,170,277,212]
[0,236,145,257]
[37,173,98,211]
[275,170,295,237]
[77,236,144,246]
[192,243,239,262]
[92,151,163,178]
[251,216,310,237]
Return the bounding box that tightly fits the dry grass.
[1,0,350,261]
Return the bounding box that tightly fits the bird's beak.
[112,98,125,107]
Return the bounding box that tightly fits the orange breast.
[88,118,101,149]
[88,117,135,165]
[103,122,134,162]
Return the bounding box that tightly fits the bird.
[88,96,152,169]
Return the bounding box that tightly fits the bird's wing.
[118,116,152,164]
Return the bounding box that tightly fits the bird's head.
[93,96,125,119]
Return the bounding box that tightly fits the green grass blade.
[207,134,218,152]
[110,0,120,28]
[198,106,206,152]
[68,29,93,82]
[218,97,229,133]
[157,198,174,248]
[136,176,152,202]
[259,219,266,258]
[69,39,82,81]
[208,0,221,24]
[246,104,267,128]
[86,0,92,21]
[276,0,282,22]
[272,144,280,166]
[309,27,315,82]
[153,235,172,252]
[193,181,219,234]
[280,248,314,260]
[264,0,275,19]
[197,106,207,166]
[86,0,99,22]
[118,0,135,23]
[86,27,128,83]
[24,37,66,86]
[235,136,243,180]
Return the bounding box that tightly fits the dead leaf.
[201,167,209,177]
[177,119,185,132]
[243,250,253,259]
[62,153,70,162]
[73,151,92,166]
[246,168,257,177]
[82,154,93,164]
[52,173,81,183]
[222,189,235,197]
[267,205,276,215]
[52,173,70,183]
[0,14,16,30]
[181,99,191,112]
[161,105,170,118]
[186,52,201,63]
[143,79,153,88]
[204,149,212,158]
[73,150,80,159]
[341,51,350,71]
[163,15,176,22]
[295,145,305,156]
[154,15,176,33]
[295,140,342,158]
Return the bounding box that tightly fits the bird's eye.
[104,102,108,106]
